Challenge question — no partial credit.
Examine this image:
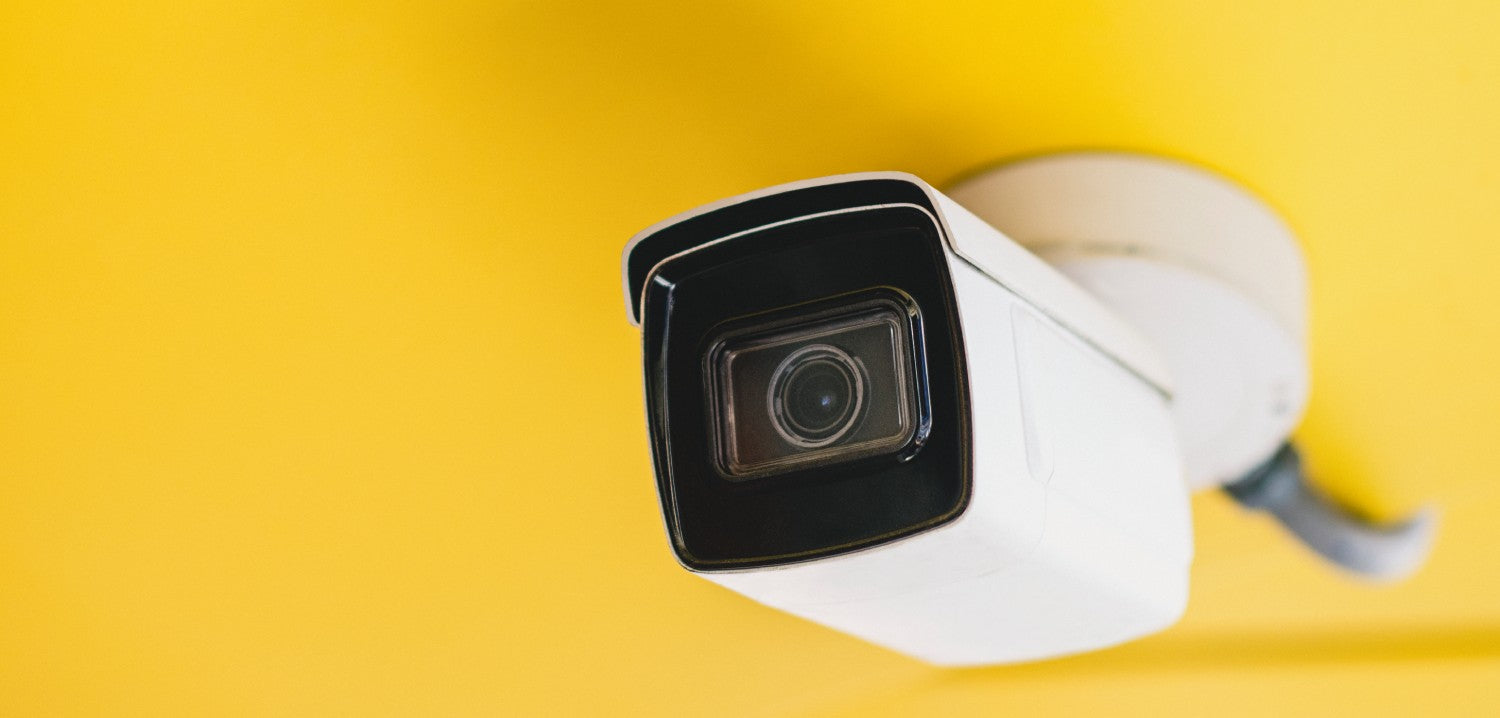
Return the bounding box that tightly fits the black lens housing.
[635,184,971,570]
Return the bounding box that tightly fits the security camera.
[620,152,1435,666]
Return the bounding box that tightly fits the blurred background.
[3,1,1499,715]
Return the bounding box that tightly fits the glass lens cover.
[706,292,922,479]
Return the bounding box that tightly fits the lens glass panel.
[706,294,920,479]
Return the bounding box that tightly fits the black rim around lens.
[769,345,865,448]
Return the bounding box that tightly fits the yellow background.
[3,1,1499,715]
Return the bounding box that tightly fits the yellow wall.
[2,2,1498,715]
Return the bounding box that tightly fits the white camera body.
[623,167,1197,665]
[620,153,1440,665]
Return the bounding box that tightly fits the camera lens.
[706,294,921,479]
[769,345,865,448]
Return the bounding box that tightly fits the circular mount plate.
[949,152,1309,488]
[948,152,1306,342]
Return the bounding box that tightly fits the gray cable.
[1224,443,1437,581]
